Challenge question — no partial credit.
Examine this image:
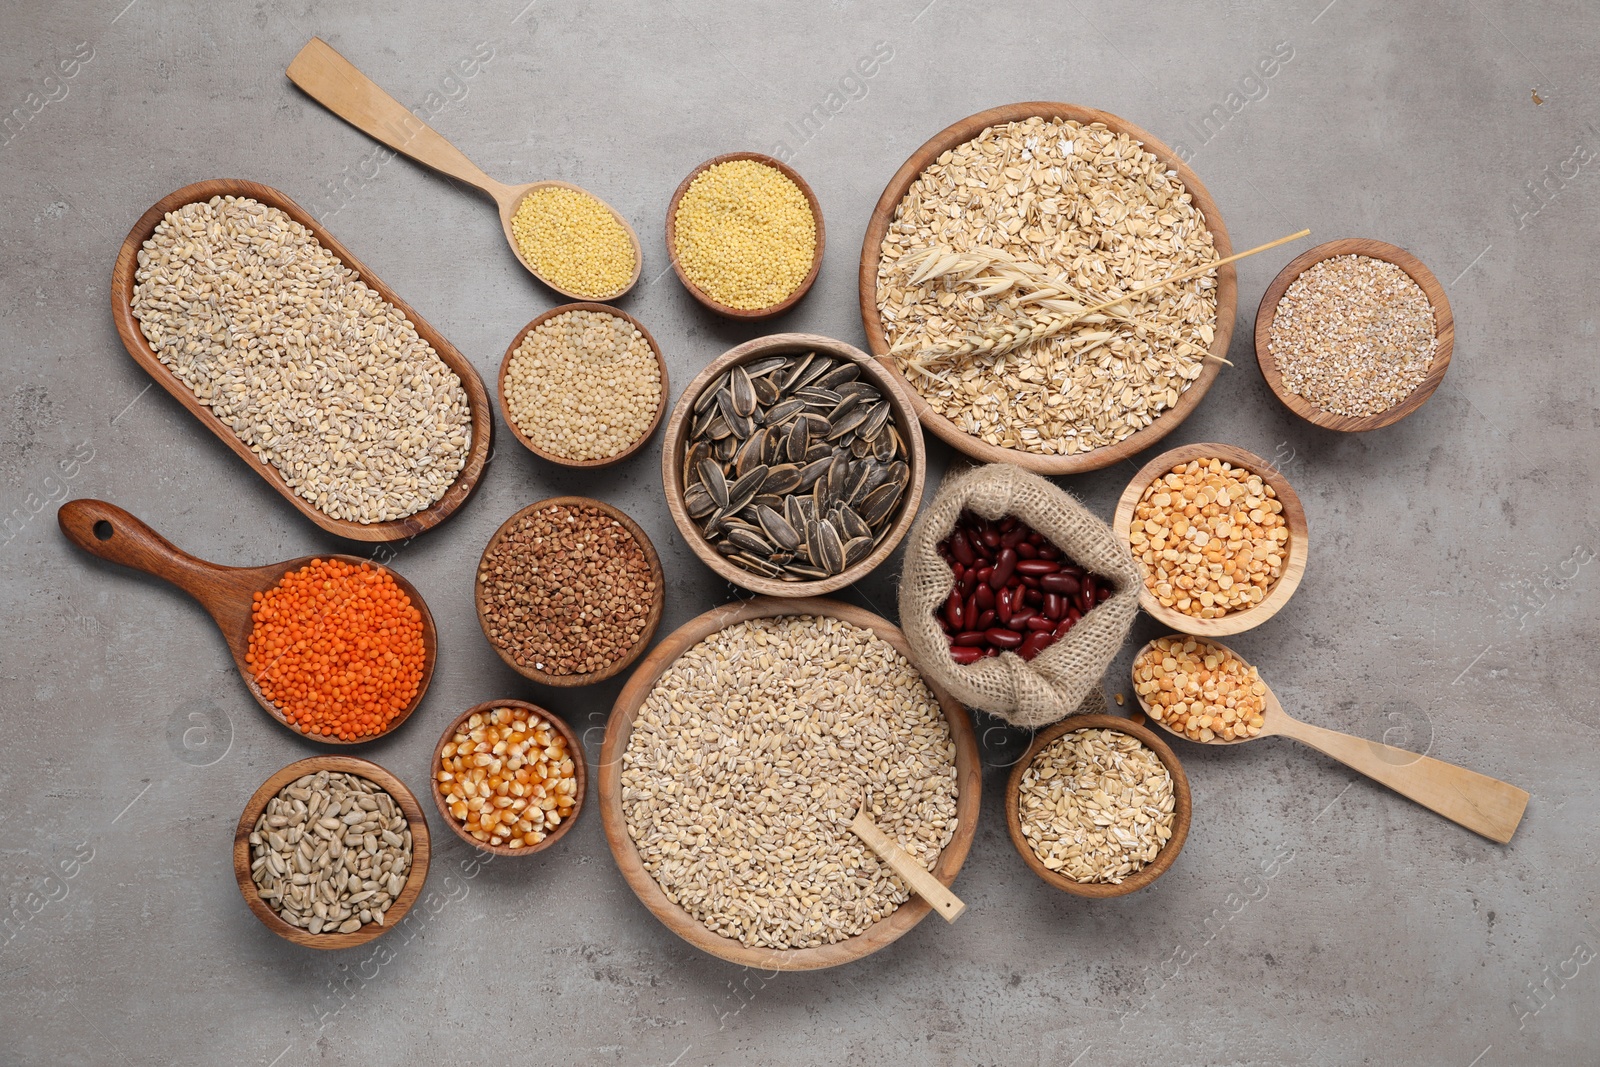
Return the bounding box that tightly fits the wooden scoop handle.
[57,499,244,626]
[1274,714,1529,844]
[851,810,966,923]
[287,37,507,198]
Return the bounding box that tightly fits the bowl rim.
[598,596,981,970]
[428,698,588,857]
[1111,441,1309,637]
[665,151,825,320]
[232,755,432,949]
[496,302,670,469]
[474,495,666,687]
[1004,713,1192,898]
[659,332,926,598]
[111,178,494,542]
[1253,237,1455,432]
[856,101,1237,475]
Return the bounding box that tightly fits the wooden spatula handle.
[851,811,966,923]
[1275,716,1529,843]
[287,37,504,196]
[58,499,225,606]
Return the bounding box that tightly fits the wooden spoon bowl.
[665,152,825,319]
[474,496,665,687]
[660,333,926,598]
[858,101,1236,475]
[1005,713,1192,898]
[496,303,670,469]
[1129,637,1529,843]
[111,178,494,543]
[1112,442,1309,637]
[1254,238,1453,431]
[233,755,431,949]
[288,37,641,301]
[428,699,587,857]
[59,499,435,744]
[600,597,980,970]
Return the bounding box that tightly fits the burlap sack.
[898,463,1140,728]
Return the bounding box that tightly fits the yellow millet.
[510,187,636,300]
[672,159,816,310]
[503,309,662,461]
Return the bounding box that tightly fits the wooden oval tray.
[858,102,1236,475]
[600,596,980,970]
[111,178,493,543]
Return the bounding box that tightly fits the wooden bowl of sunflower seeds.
[661,333,926,597]
[1005,714,1191,898]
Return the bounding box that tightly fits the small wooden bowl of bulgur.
[1112,442,1309,637]
[497,303,668,468]
[1005,713,1191,898]
[666,152,824,320]
[1254,238,1453,432]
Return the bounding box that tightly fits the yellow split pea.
[673,159,816,310]
[510,186,636,300]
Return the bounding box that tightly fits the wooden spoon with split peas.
[1130,638,1529,844]
[286,37,642,301]
[58,499,436,745]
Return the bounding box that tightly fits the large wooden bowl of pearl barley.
[599,597,981,970]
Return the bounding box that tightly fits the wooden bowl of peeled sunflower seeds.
[661,333,926,597]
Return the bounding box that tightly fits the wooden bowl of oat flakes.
[860,103,1236,475]
[1254,238,1453,432]
[599,597,980,970]
[1005,714,1191,898]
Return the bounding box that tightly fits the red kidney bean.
[1025,615,1054,632]
[998,516,1017,532]
[975,565,993,586]
[1053,617,1075,639]
[949,645,983,665]
[1014,541,1038,559]
[1015,559,1059,576]
[1060,565,1085,579]
[990,548,1017,589]
[957,571,976,598]
[1022,586,1042,606]
[953,631,987,646]
[950,531,976,567]
[983,646,999,658]
[974,584,995,611]
[1066,607,1082,624]
[944,591,964,630]
[1044,592,1064,619]
[1097,584,1113,603]
[964,592,979,629]
[996,586,1013,624]
[1007,608,1035,631]
[1019,631,1053,660]
[1037,544,1060,560]
[985,627,1023,649]
[1083,576,1096,601]
[1001,526,1028,549]
[1040,573,1080,595]
[1074,591,1092,615]
[978,527,1001,550]
[973,609,997,631]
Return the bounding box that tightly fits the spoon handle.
[57,499,244,623]
[1274,715,1529,843]
[851,811,966,923]
[287,38,505,198]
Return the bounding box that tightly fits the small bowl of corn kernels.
[1112,442,1310,637]
[430,700,586,856]
[665,152,825,319]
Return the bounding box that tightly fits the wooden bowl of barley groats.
[860,103,1236,475]
[599,597,980,970]
[475,497,664,687]
[497,303,668,468]
[1254,238,1453,431]
[1112,442,1309,637]
[234,756,430,949]
[1005,714,1191,898]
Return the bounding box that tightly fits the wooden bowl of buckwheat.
[860,102,1236,475]
[1112,442,1309,637]
[1005,714,1191,898]
[475,496,665,687]
[497,303,669,468]
[599,597,980,970]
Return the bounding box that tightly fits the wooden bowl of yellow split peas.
[665,152,825,320]
[497,303,670,469]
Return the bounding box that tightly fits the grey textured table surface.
[3,1,1596,1064]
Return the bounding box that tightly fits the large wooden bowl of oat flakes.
[599,597,980,970]
[859,103,1236,475]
